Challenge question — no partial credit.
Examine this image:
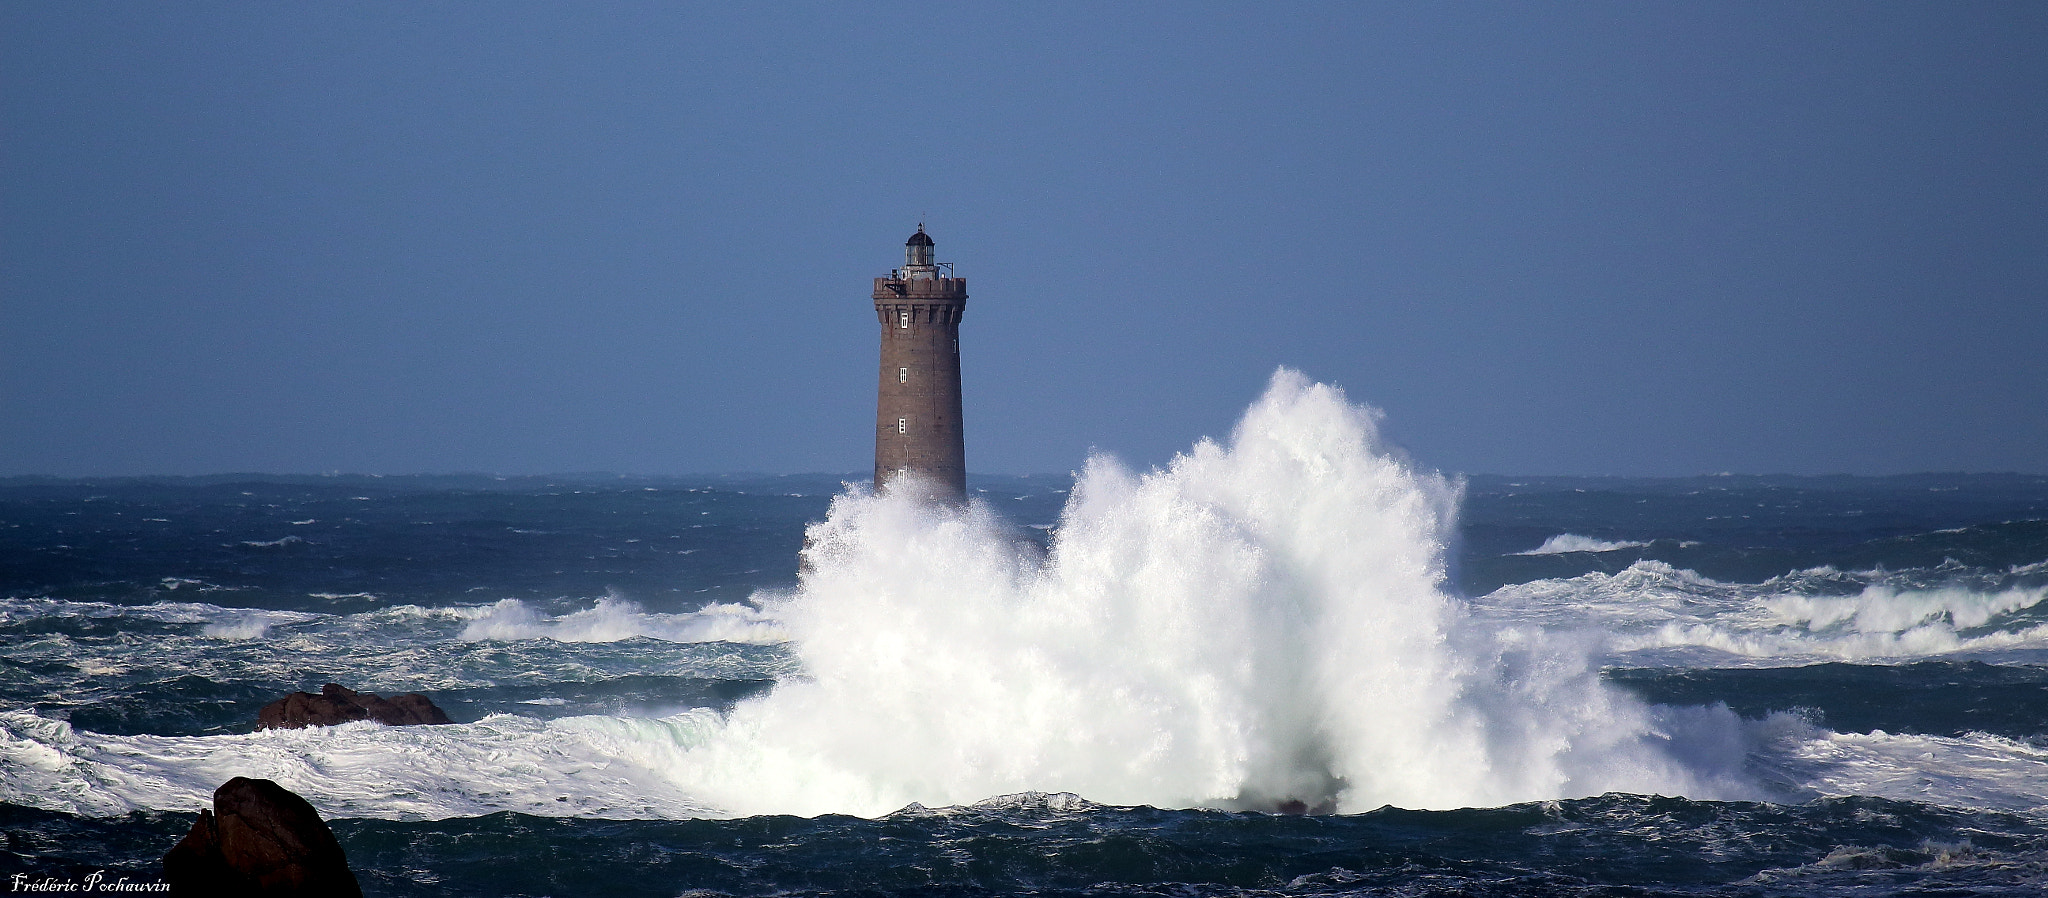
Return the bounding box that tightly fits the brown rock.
[257,683,452,729]
[163,777,362,897]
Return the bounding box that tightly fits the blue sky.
[4,3,2044,477]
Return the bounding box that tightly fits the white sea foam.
[156,577,245,593]
[6,704,2038,822]
[458,595,786,645]
[648,370,1764,817]
[1751,715,2048,814]
[1514,534,1652,555]
[1764,584,2043,633]
[199,609,300,640]
[0,596,323,631]
[1476,560,2048,665]
[0,595,791,710]
[0,709,718,820]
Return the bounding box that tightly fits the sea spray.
[670,369,1761,817]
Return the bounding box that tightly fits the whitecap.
[1476,560,2048,665]
[458,594,787,645]
[1513,533,1653,555]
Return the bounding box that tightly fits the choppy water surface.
[5,372,2047,895]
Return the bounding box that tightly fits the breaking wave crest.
[1476,560,2048,665]
[459,595,785,645]
[1514,533,1653,555]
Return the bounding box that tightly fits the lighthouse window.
[899,367,908,384]
[897,417,907,434]
[899,311,909,329]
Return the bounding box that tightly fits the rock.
[163,776,362,897]
[257,683,453,729]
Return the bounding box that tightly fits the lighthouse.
[872,226,968,501]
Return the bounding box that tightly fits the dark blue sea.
[6,376,2048,896]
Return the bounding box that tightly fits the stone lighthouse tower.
[873,226,967,501]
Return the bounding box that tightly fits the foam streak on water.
[659,370,1757,817]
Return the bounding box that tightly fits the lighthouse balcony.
[873,276,967,298]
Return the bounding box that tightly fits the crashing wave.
[654,369,1764,817]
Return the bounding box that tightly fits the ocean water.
[5,370,2048,896]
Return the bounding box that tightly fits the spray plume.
[670,369,1757,816]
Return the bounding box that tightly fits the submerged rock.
[257,682,452,729]
[163,776,362,897]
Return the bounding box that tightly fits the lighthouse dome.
[906,229,935,247]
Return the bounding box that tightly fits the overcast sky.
[5,3,2044,477]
